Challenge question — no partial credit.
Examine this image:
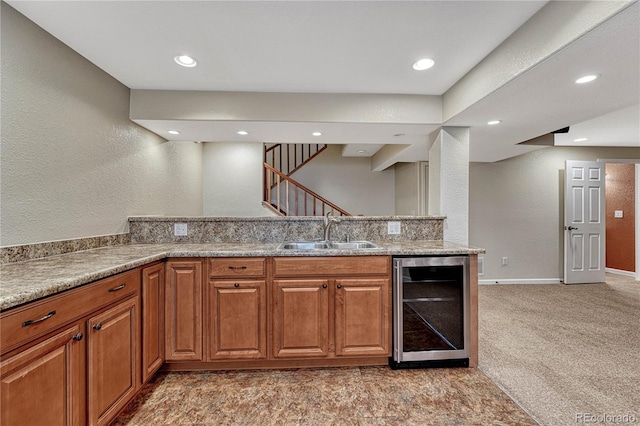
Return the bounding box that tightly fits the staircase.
[263,144,350,217]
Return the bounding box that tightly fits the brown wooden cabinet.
[207,280,267,360]
[1,253,394,418]
[0,324,85,426]
[335,278,390,356]
[141,262,164,382]
[206,258,267,360]
[0,268,141,426]
[273,279,330,358]
[165,259,203,361]
[272,256,391,361]
[87,296,139,426]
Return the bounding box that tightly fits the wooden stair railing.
[264,143,327,178]
[263,163,350,217]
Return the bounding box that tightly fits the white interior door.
[564,160,606,284]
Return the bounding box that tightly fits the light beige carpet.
[478,273,640,426]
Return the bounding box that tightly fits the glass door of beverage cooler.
[393,256,469,364]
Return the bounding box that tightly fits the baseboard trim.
[605,267,636,277]
[479,278,563,285]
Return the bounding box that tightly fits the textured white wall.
[428,133,442,216]
[429,128,469,245]
[0,3,203,246]
[469,146,640,281]
[291,145,395,216]
[394,163,419,215]
[202,142,274,216]
[200,143,396,217]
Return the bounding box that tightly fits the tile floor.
[112,366,535,425]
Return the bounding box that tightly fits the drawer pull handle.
[93,323,102,331]
[228,266,247,270]
[337,284,342,289]
[108,283,126,292]
[234,283,240,288]
[73,333,84,341]
[322,284,327,289]
[22,310,56,327]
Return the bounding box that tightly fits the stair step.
[263,143,348,217]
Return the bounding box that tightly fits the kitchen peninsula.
[1,216,482,310]
[0,216,483,426]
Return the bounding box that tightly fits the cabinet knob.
[234,283,240,288]
[322,284,327,289]
[73,333,84,341]
[337,284,342,289]
[93,323,102,331]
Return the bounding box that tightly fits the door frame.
[418,161,429,216]
[564,160,606,284]
[636,164,639,281]
[597,158,640,280]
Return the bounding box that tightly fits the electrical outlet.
[174,223,188,236]
[615,210,623,218]
[387,221,401,235]
[502,257,508,266]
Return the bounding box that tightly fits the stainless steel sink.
[277,240,380,250]
[278,241,331,250]
[329,241,380,249]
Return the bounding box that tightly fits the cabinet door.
[1,324,85,426]
[87,297,138,426]
[335,278,391,357]
[207,280,267,360]
[273,279,329,358]
[165,260,203,361]
[141,263,164,383]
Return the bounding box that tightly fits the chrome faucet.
[323,211,340,241]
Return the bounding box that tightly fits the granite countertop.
[0,241,484,311]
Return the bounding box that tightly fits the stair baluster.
[262,163,349,217]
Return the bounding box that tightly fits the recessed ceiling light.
[394,133,405,137]
[173,55,197,68]
[412,58,435,71]
[357,150,367,154]
[237,130,249,136]
[575,74,598,84]
[312,132,322,137]
[573,137,588,142]
[487,120,502,125]
[168,130,181,135]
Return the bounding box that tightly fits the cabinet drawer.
[0,269,140,353]
[208,258,266,278]
[274,256,390,277]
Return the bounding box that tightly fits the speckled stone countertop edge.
[0,251,169,311]
[128,215,448,222]
[0,241,484,311]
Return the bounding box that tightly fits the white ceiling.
[553,105,640,147]
[7,0,639,164]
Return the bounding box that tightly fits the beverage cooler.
[390,256,470,368]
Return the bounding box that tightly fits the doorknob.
[565,226,579,231]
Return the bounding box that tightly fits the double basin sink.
[278,241,381,250]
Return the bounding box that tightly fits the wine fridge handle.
[392,259,404,362]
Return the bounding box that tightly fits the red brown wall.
[605,163,635,272]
